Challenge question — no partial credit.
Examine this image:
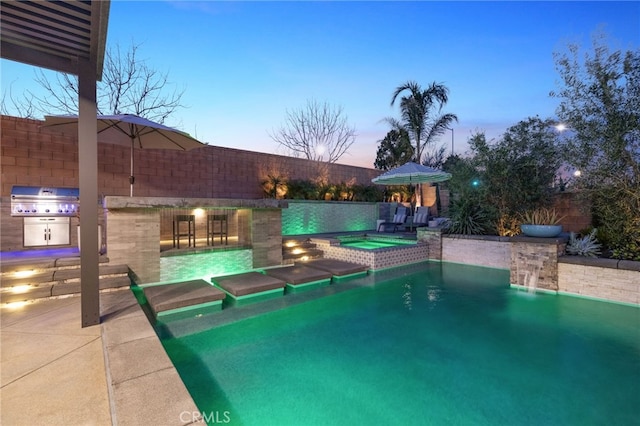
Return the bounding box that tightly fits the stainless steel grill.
[11,186,79,217]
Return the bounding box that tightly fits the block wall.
[553,192,591,233]
[1,115,379,199]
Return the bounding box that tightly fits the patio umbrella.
[42,114,206,196]
[372,162,452,207]
[371,162,451,185]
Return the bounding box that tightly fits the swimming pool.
[158,262,640,425]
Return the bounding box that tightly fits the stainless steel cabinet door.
[24,218,49,247]
[23,217,70,246]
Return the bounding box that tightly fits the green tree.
[374,128,414,170]
[442,154,491,235]
[389,81,458,163]
[551,32,640,259]
[471,117,562,218]
[442,118,562,235]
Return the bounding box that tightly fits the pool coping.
[100,290,205,425]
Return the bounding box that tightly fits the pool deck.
[1,291,205,425]
[0,235,410,425]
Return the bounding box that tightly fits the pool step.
[282,238,324,264]
[1,256,131,304]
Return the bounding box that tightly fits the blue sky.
[2,1,639,168]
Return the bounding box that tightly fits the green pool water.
[159,262,640,425]
[340,240,408,249]
[338,236,415,250]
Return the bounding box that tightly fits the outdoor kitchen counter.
[103,196,288,209]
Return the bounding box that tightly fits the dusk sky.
[2,1,638,169]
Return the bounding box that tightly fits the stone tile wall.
[510,238,566,291]
[417,227,442,260]
[441,235,511,269]
[105,208,161,283]
[558,258,640,305]
[251,209,283,268]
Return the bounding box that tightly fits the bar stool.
[207,214,228,245]
[173,215,195,248]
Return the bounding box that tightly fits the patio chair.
[409,206,430,230]
[377,206,409,232]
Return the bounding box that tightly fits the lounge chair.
[377,206,409,232]
[409,206,430,230]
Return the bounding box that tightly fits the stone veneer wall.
[441,235,512,269]
[426,233,638,305]
[251,209,283,268]
[558,258,640,305]
[510,237,567,291]
[106,208,161,283]
[417,227,442,260]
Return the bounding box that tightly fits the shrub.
[445,199,492,235]
[496,213,521,237]
[521,207,564,225]
[566,229,602,257]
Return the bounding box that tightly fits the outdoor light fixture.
[573,170,582,177]
[13,270,36,279]
[2,301,29,310]
[554,123,568,132]
[11,285,32,294]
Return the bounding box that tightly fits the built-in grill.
[11,186,79,217]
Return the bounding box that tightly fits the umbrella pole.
[129,138,134,197]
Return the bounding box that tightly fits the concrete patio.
[1,290,203,425]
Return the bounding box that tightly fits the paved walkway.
[1,296,112,425]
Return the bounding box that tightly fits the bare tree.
[1,81,37,118]
[270,99,356,163]
[27,42,185,124]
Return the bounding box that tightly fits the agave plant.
[566,229,602,257]
[521,207,564,225]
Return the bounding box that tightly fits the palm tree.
[390,81,458,163]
